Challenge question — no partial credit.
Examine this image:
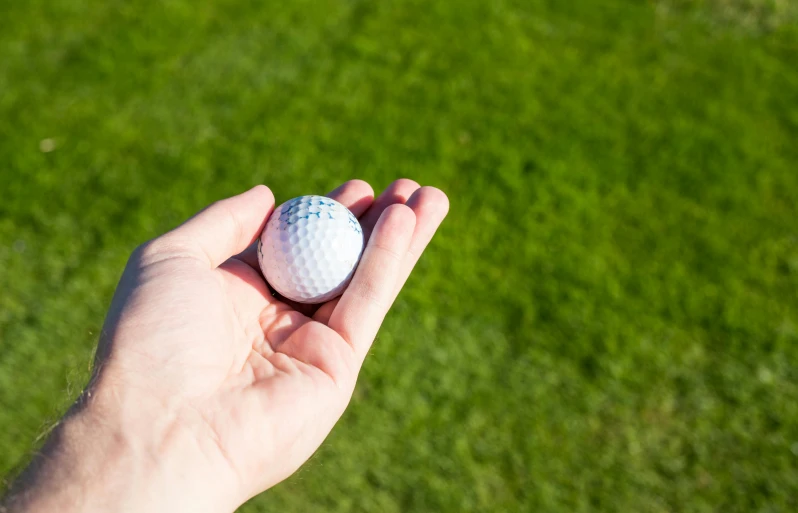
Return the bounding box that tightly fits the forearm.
[2,387,239,513]
[3,402,140,512]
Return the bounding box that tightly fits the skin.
[1,179,449,513]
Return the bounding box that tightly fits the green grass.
[2,0,798,511]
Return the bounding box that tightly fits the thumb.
[160,185,275,268]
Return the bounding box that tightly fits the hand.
[3,179,448,513]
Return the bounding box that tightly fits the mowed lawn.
[1,0,797,511]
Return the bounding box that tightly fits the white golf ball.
[258,195,364,304]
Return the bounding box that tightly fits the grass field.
[2,0,797,511]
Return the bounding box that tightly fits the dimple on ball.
[258,195,364,304]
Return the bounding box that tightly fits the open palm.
[94,179,448,510]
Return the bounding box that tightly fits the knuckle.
[131,236,190,267]
[372,241,405,265]
[215,200,245,244]
[132,239,164,263]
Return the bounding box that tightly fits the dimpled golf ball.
[258,195,364,304]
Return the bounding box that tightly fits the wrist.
[3,382,241,513]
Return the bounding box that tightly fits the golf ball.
[258,195,364,304]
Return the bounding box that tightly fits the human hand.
[3,179,448,513]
